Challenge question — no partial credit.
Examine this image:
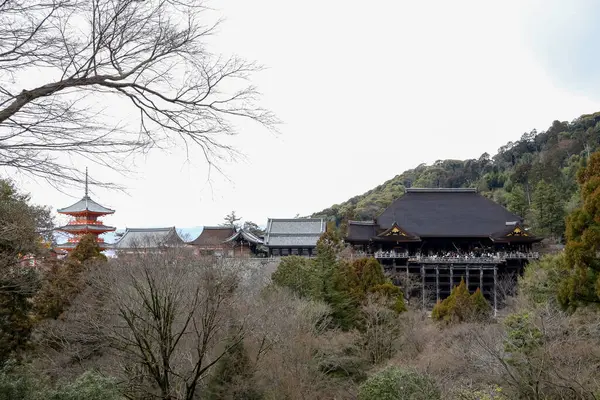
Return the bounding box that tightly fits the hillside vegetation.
[314,112,600,240]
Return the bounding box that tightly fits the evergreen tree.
[506,184,529,218]
[222,211,242,228]
[559,151,600,308]
[531,180,565,239]
[205,337,262,400]
[431,279,491,323]
[69,234,107,264]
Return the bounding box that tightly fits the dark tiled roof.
[114,227,184,249]
[223,229,263,245]
[264,218,325,247]
[377,188,523,237]
[57,196,115,214]
[347,221,377,241]
[189,227,236,247]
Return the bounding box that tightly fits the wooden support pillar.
[479,265,483,290]
[466,266,469,288]
[493,266,498,318]
[421,265,425,309]
[435,265,440,302]
[450,265,454,290]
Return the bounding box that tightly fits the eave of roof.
[57,196,115,215]
[58,224,116,232]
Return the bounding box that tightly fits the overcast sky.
[17,0,600,230]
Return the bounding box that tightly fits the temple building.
[264,218,326,256]
[113,227,184,253]
[56,170,115,252]
[189,226,237,256]
[345,188,541,312]
[222,229,266,257]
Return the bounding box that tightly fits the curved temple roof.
[223,229,263,245]
[57,195,115,215]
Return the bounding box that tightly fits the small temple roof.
[114,227,183,249]
[57,195,115,215]
[264,218,326,247]
[377,188,525,238]
[223,229,263,245]
[189,227,236,247]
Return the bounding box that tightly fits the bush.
[271,256,316,298]
[0,369,122,400]
[519,253,564,308]
[453,385,509,400]
[431,279,491,323]
[358,367,440,400]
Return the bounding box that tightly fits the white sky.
[15,0,600,230]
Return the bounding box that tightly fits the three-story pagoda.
[56,170,115,251]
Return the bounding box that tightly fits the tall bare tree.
[0,0,276,186]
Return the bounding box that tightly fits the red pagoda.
[56,169,115,252]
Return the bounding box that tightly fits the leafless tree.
[0,0,277,186]
[36,250,263,399]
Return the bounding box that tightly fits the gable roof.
[57,196,115,215]
[114,227,183,249]
[376,188,524,237]
[189,227,236,247]
[223,229,263,245]
[264,218,326,247]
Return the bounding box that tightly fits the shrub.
[431,279,491,323]
[519,253,564,308]
[358,367,440,400]
[271,256,316,298]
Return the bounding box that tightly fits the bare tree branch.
[0,0,277,186]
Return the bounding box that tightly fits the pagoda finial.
[85,167,88,197]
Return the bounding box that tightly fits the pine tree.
[559,151,600,308]
[531,180,565,239]
[431,279,491,323]
[69,233,107,264]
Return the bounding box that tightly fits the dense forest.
[314,112,600,240]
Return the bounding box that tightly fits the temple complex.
[345,188,541,312]
[56,170,115,252]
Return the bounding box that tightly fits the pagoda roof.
[55,242,112,250]
[376,188,527,238]
[58,223,116,233]
[189,226,236,247]
[114,227,184,249]
[57,195,115,215]
[223,229,263,245]
[264,218,325,248]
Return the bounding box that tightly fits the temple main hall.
[345,188,541,312]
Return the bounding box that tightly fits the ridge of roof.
[267,218,324,222]
[348,220,377,225]
[124,227,175,232]
[405,188,477,193]
[203,226,236,230]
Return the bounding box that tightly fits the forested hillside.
[314,112,600,239]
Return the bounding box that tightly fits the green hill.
[313,112,600,239]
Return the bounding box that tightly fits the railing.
[369,252,540,262]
